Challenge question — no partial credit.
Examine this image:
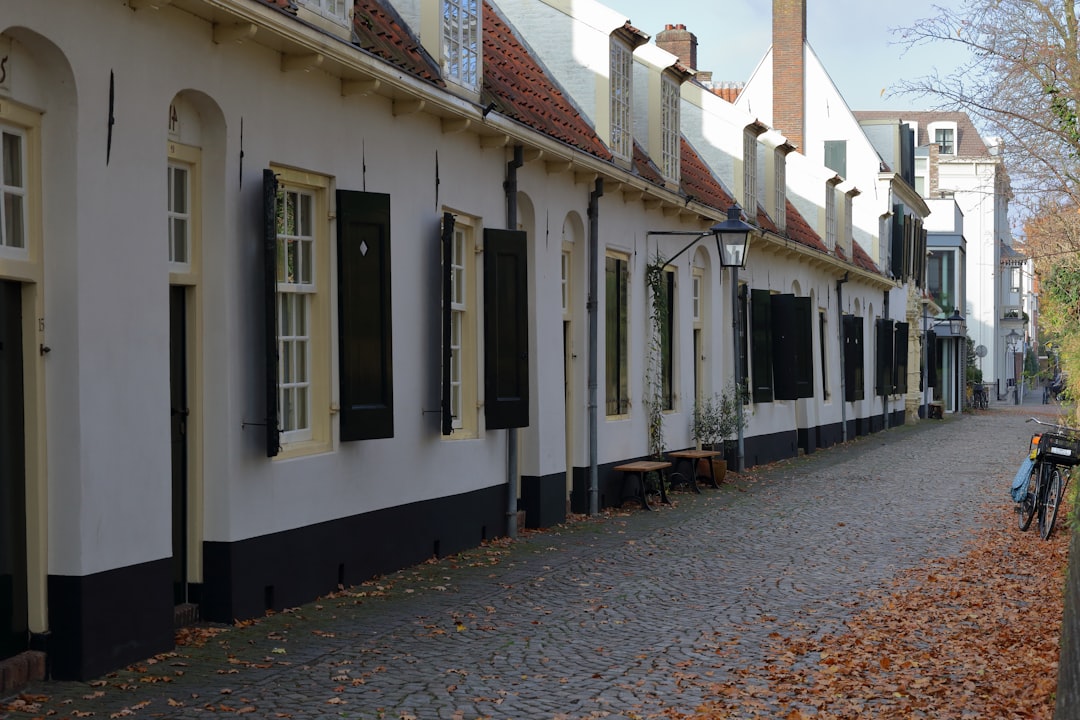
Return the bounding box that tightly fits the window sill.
[274,437,332,461]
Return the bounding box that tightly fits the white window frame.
[691,272,701,325]
[661,74,680,181]
[167,161,191,271]
[300,0,349,23]
[928,121,958,156]
[442,0,480,90]
[447,214,478,436]
[561,249,571,319]
[0,125,27,256]
[774,150,786,230]
[843,193,854,251]
[742,129,758,214]
[825,184,838,251]
[609,39,632,160]
[276,185,316,443]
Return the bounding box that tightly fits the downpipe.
[504,145,523,538]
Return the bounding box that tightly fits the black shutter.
[440,213,454,436]
[337,190,393,441]
[483,228,530,429]
[843,314,864,401]
[771,295,814,400]
[750,289,774,403]
[894,322,909,394]
[794,296,814,398]
[262,169,280,458]
[770,294,797,400]
[891,205,904,280]
[738,284,749,394]
[875,318,895,396]
[927,330,939,389]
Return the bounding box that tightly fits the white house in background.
[862,111,1013,399]
[924,197,968,413]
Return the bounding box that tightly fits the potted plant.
[690,392,727,483]
[714,380,748,474]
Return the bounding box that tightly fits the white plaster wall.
[736,45,893,267]
[939,159,1000,382]
[4,0,533,574]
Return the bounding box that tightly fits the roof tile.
[679,138,735,210]
[352,0,443,85]
[482,2,612,160]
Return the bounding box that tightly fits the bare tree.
[894,1,1080,213]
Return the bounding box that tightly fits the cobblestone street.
[2,400,1063,719]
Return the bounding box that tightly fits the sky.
[608,0,972,111]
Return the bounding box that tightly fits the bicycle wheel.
[1018,462,1040,531]
[1040,466,1065,540]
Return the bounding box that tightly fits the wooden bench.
[612,460,672,511]
[666,449,724,492]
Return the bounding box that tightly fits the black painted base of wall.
[744,428,799,469]
[48,559,174,681]
[201,484,506,623]
[520,473,567,529]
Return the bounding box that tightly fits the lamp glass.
[717,232,748,267]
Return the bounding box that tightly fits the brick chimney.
[772,0,806,150]
[656,23,697,70]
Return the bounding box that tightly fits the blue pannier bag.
[1011,457,1035,503]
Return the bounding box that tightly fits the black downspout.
[587,179,603,516]
[836,272,848,442]
[882,290,890,430]
[504,146,524,538]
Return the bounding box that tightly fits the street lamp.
[1006,329,1021,404]
[922,307,966,419]
[647,205,753,469]
[712,206,753,471]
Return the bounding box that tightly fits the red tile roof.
[352,0,443,85]
[851,241,880,273]
[679,138,735,210]
[632,142,665,185]
[782,200,827,252]
[482,2,612,160]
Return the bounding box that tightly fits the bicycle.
[1018,418,1079,539]
[972,383,989,410]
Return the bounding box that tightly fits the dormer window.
[443,0,480,90]
[935,128,954,154]
[302,0,348,22]
[825,184,837,251]
[928,121,958,156]
[660,74,680,181]
[742,129,758,214]
[774,150,786,230]
[609,39,632,160]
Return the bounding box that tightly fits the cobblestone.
[1,400,1062,719]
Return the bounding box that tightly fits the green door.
[0,280,28,658]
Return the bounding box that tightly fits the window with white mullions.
[443,0,479,89]
[1,127,26,251]
[661,75,680,181]
[450,224,468,428]
[609,40,632,159]
[167,162,190,266]
[300,0,348,22]
[276,187,315,439]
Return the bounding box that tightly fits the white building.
[0,0,909,683]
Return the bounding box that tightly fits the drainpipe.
[836,272,848,442]
[504,145,523,538]
[882,290,890,430]
[587,179,603,516]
